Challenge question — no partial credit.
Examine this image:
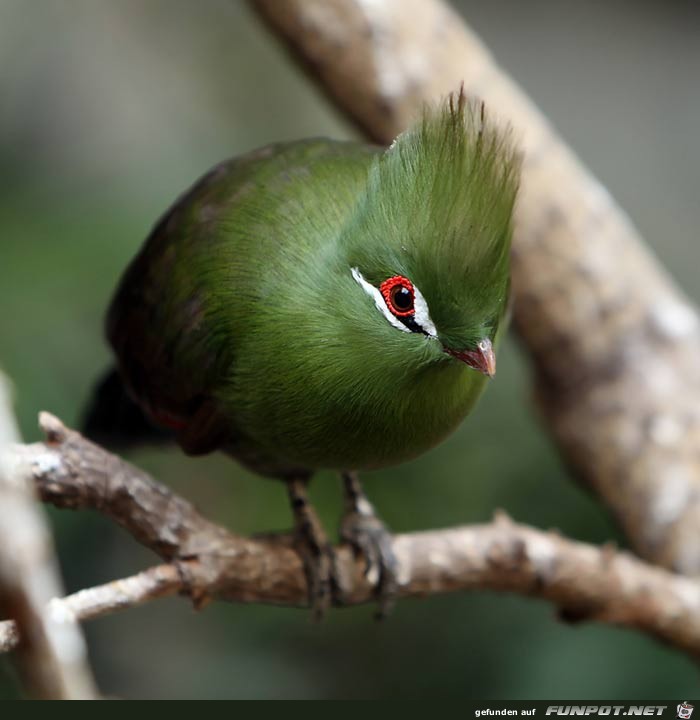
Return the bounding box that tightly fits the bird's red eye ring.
[380,275,415,317]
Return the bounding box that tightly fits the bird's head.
[341,90,520,378]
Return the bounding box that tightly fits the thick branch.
[2,414,700,660]
[250,0,700,574]
[0,378,96,699]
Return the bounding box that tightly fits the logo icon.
[677,703,694,720]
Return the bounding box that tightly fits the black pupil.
[392,286,413,311]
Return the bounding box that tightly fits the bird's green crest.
[344,90,520,350]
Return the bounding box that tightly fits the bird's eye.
[380,276,415,317]
[351,267,437,337]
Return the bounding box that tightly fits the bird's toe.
[340,511,399,619]
[294,529,335,622]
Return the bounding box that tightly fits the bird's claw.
[253,525,336,621]
[286,477,338,622]
[340,510,398,620]
[293,523,335,622]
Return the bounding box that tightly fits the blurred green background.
[1,0,699,700]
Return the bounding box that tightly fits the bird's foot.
[287,478,336,622]
[340,472,399,619]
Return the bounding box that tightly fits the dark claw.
[286,477,336,621]
[340,473,399,619]
[294,523,335,622]
[252,528,336,621]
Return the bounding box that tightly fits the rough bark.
[1,414,700,661]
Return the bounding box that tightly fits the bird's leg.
[339,471,399,619]
[286,477,334,622]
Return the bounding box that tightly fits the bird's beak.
[445,338,496,378]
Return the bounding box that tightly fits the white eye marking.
[351,267,437,338]
[412,284,438,338]
[351,267,410,333]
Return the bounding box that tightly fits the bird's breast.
[223,349,486,473]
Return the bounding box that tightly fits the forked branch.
[1,414,699,661]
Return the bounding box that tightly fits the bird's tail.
[82,368,172,449]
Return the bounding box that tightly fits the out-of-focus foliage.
[1,0,698,699]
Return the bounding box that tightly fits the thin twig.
[0,565,182,653]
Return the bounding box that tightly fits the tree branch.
[249,0,700,575]
[2,414,700,661]
[0,378,96,699]
[0,565,182,654]
[4,1,699,691]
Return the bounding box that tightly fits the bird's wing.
[106,139,377,456]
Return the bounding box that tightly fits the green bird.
[84,91,520,618]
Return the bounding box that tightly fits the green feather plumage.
[102,93,520,477]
